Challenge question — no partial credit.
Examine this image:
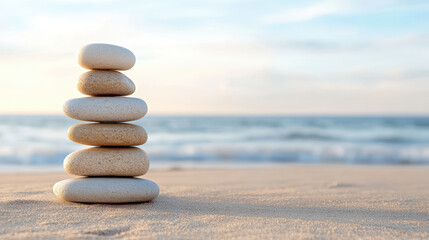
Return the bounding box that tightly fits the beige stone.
[68,123,147,146]
[63,97,147,122]
[78,43,136,70]
[78,70,135,96]
[64,147,149,177]
[53,177,159,203]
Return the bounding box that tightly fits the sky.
[0,0,428,115]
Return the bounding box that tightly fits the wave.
[1,143,429,166]
[1,115,429,166]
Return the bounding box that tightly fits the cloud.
[258,33,429,55]
[262,1,345,23]
[261,0,392,24]
[0,0,428,114]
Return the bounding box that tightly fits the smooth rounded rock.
[78,43,136,70]
[78,70,135,96]
[53,178,159,203]
[63,97,147,122]
[68,123,147,146]
[64,147,149,177]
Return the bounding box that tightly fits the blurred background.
[1,0,429,169]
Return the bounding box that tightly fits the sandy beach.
[0,166,428,239]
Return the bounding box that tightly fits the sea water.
[1,115,429,169]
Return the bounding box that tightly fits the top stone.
[78,43,136,71]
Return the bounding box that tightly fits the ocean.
[1,115,429,169]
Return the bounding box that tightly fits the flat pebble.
[64,147,149,176]
[68,123,147,146]
[63,97,147,122]
[78,43,136,70]
[53,177,159,203]
[78,70,135,96]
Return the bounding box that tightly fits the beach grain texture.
[0,166,428,239]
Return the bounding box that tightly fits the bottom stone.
[53,177,159,203]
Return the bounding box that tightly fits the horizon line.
[1,113,429,117]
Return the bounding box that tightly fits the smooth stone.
[64,147,149,177]
[63,97,147,122]
[78,43,136,70]
[53,178,159,203]
[68,123,147,146]
[78,70,135,96]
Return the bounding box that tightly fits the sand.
[0,166,428,239]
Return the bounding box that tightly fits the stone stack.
[53,43,159,203]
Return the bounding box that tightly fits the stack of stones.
[53,43,159,204]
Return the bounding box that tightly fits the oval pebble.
[53,177,159,203]
[78,70,135,96]
[78,43,136,70]
[68,123,147,146]
[63,97,147,122]
[64,147,149,177]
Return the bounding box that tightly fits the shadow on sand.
[99,195,428,223]
[1,195,427,233]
